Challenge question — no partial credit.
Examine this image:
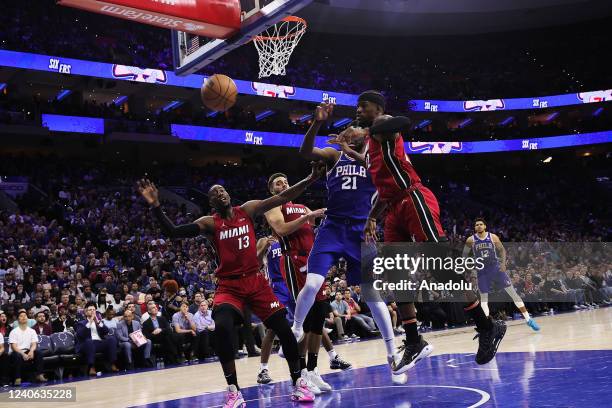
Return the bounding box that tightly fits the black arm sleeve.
[370,116,412,134]
[152,206,201,238]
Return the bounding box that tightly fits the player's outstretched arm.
[327,133,366,165]
[241,161,326,218]
[137,178,213,238]
[265,206,326,237]
[256,236,274,265]
[370,115,410,142]
[299,102,340,164]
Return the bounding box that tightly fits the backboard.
[172,0,313,76]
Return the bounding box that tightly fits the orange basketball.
[201,74,238,112]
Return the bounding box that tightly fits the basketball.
[201,74,238,112]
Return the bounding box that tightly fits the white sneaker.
[301,369,321,395]
[308,368,332,392]
[396,326,405,333]
[324,328,333,334]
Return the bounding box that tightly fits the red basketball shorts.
[214,272,285,322]
[384,184,446,243]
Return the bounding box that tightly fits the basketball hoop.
[253,16,307,78]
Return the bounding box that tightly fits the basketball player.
[334,91,507,374]
[291,102,406,383]
[463,218,540,331]
[255,235,292,385]
[256,235,351,386]
[136,167,323,406]
[263,172,333,393]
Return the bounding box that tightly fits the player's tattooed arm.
[264,206,326,237]
[300,102,340,164]
[242,161,327,219]
[462,236,474,258]
[137,178,209,238]
[491,234,507,272]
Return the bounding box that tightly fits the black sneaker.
[330,356,352,370]
[474,319,507,365]
[257,369,272,384]
[392,335,434,375]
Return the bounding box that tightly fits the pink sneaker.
[291,377,315,402]
[223,385,246,408]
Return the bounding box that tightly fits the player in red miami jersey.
[264,173,333,393]
[335,90,507,374]
[136,166,324,407]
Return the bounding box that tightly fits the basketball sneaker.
[291,377,315,402]
[301,368,321,395]
[257,369,272,384]
[308,368,332,392]
[526,319,540,331]
[330,355,352,370]
[223,385,245,408]
[392,335,434,375]
[473,319,507,365]
[388,354,408,384]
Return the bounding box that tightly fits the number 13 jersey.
[212,206,259,278]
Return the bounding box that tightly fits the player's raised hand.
[308,161,327,180]
[314,102,334,122]
[137,178,160,207]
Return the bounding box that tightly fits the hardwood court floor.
[6,307,612,408]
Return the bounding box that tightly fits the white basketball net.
[253,16,307,78]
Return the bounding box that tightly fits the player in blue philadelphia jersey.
[291,102,407,384]
[463,218,540,331]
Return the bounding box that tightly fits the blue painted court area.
[133,350,612,408]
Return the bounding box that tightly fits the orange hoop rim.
[253,16,307,42]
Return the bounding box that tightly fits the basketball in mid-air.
[201,74,238,112]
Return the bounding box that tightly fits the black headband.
[358,91,385,110]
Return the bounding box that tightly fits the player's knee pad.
[213,305,240,363]
[303,301,326,335]
[264,310,299,361]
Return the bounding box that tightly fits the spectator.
[32,311,52,336]
[330,292,350,340]
[193,300,215,360]
[51,305,76,333]
[142,302,178,365]
[116,309,152,370]
[75,302,119,376]
[343,290,377,336]
[188,292,204,314]
[0,311,11,336]
[171,301,197,361]
[0,332,7,386]
[102,307,118,330]
[161,280,181,322]
[9,310,47,384]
